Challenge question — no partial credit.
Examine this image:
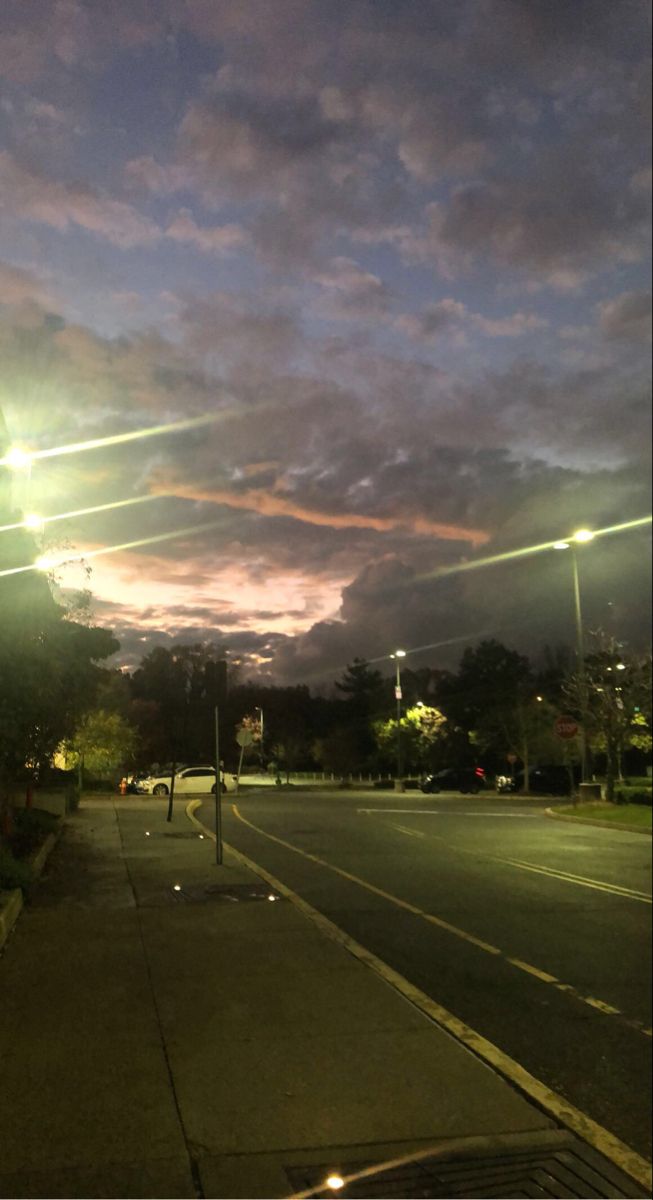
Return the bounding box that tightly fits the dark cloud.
[598,291,652,344]
[0,1,649,687]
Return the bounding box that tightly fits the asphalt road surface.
[200,788,652,1161]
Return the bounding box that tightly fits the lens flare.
[415,515,651,587]
[0,516,226,578]
[0,493,163,536]
[0,412,221,469]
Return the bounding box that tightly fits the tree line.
[1,500,650,806]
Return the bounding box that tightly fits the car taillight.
[475,767,485,776]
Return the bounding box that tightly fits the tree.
[131,642,227,764]
[436,639,542,780]
[64,709,139,786]
[313,728,362,780]
[334,658,386,768]
[373,704,447,774]
[564,631,651,801]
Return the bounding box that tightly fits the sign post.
[214,706,222,865]
[235,727,254,794]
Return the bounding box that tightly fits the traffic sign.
[554,715,579,740]
[506,753,518,764]
[236,728,254,747]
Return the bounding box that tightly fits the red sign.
[554,715,579,740]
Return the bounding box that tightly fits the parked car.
[515,766,573,795]
[125,772,150,794]
[495,767,574,795]
[420,767,487,795]
[140,765,219,796]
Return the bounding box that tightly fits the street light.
[391,650,406,790]
[554,529,595,781]
[254,706,264,763]
[2,446,33,471]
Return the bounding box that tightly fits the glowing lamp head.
[3,446,33,471]
[573,529,594,543]
[553,540,570,551]
[23,513,45,531]
[35,554,57,571]
[394,649,407,658]
[325,1174,345,1191]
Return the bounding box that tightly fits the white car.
[142,765,229,796]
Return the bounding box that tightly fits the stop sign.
[554,715,579,740]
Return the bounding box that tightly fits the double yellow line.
[233,805,652,1038]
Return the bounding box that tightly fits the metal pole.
[166,757,176,822]
[214,705,222,865]
[571,547,590,782]
[395,659,403,789]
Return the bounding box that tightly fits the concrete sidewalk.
[0,798,643,1199]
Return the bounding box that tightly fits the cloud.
[148,476,490,546]
[165,210,248,255]
[395,299,547,342]
[418,152,649,283]
[598,291,652,344]
[395,299,467,342]
[0,151,160,248]
[0,260,54,308]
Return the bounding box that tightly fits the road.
[200,788,652,1161]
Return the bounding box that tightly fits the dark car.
[421,767,487,795]
[514,766,573,795]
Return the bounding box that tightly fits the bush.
[9,807,59,856]
[0,845,33,892]
[83,778,116,792]
[614,785,652,806]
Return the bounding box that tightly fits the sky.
[0,0,651,684]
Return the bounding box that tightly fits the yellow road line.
[185,799,653,1193]
[490,855,652,903]
[368,809,651,904]
[228,803,651,1039]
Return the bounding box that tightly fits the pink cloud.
[0,152,159,248]
[165,210,248,255]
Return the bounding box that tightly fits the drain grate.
[285,1136,649,1198]
[171,882,284,904]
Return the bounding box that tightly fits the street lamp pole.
[255,706,264,762]
[392,650,406,791]
[554,530,594,782]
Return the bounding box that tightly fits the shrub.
[9,807,59,856]
[0,845,33,892]
[614,785,652,806]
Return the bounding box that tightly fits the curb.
[545,807,652,835]
[0,888,23,953]
[0,826,62,952]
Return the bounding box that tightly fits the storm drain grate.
[171,882,284,904]
[285,1137,649,1198]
